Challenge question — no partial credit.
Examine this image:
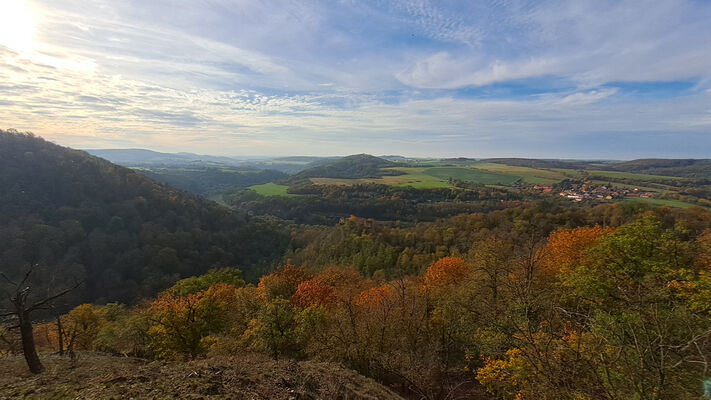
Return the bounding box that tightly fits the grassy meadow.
[249,183,298,197]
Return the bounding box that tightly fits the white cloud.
[1,0,709,157]
[397,52,557,88]
[397,0,711,89]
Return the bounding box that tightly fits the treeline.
[12,209,711,399]
[0,130,290,308]
[225,183,522,224]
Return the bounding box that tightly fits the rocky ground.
[0,353,404,400]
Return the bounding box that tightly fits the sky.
[0,0,710,158]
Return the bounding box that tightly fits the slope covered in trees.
[0,129,290,307]
[11,206,710,399]
[288,154,401,181]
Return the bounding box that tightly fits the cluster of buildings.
[533,184,655,202]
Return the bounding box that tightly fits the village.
[533,183,655,202]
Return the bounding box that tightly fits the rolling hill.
[288,154,401,182]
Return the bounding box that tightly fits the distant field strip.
[422,167,521,185]
[249,183,299,197]
[311,166,536,188]
[310,168,451,188]
[585,170,688,181]
[588,180,667,193]
[473,163,567,184]
[623,197,704,209]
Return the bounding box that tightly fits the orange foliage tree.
[257,265,311,301]
[354,285,396,308]
[542,225,614,276]
[146,283,238,359]
[424,257,469,288]
[291,279,336,308]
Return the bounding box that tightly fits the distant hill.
[273,156,334,163]
[0,130,289,306]
[485,157,711,179]
[87,148,241,166]
[289,154,401,181]
[607,159,711,178]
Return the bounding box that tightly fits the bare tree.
[1,265,79,374]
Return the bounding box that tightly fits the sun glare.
[0,0,37,53]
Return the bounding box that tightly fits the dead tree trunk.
[1,267,79,374]
[14,301,43,373]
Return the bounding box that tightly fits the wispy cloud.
[0,0,709,157]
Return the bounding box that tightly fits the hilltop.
[289,154,400,181]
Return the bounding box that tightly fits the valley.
[2,129,711,399]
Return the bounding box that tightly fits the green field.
[473,163,567,184]
[304,162,698,195]
[387,169,452,188]
[249,183,298,197]
[423,167,521,185]
[313,164,555,188]
[586,170,687,181]
[587,179,667,193]
[623,197,701,209]
[310,168,452,188]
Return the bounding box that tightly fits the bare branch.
[0,272,16,286]
[18,267,34,289]
[26,281,81,312]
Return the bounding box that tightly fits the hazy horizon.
[82,147,704,162]
[1,0,710,158]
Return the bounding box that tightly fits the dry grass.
[0,352,403,400]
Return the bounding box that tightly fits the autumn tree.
[168,267,245,297]
[482,216,711,399]
[93,303,152,357]
[257,265,310,301]
[423,257,469,289]
[291,279,336,308]
[542,225,615,277]
[146,283,237,359]
[61,304,105,356]
[468,237,514,305]
[243,298,308,359]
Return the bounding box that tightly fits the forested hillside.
[10,205,710,399]
[288,154,401,182]
[0,130,289,306]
